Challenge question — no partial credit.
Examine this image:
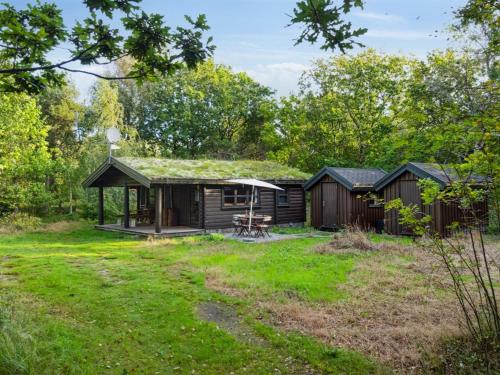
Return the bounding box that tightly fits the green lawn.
[0,223,389,375]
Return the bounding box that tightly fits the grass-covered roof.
[115,157,310,181]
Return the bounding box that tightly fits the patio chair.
[253,216,272,238]
[232,216,249,237]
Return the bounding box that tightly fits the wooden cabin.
[304,167,387,230]
[374,162,488,236]
[82,157,309,235]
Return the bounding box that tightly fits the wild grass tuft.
[0,296,36,375]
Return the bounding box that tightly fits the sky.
[11,0,468,99]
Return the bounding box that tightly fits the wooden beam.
[98,187,104,225]
[155,185,163,234]
[136,187,141,211]
[124,186,130,228]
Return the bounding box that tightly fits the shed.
[374,162,488,236]
[304,167,387,230]
[82,157,309,235]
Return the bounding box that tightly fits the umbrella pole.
[248,184,254,233]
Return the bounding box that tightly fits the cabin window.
[222,187,259,207]
[277,189,289,206]
[368,198,384,208]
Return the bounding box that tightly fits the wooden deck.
[95,224,205,238]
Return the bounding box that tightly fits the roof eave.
[81,157,151,188]
[374,163,447,191]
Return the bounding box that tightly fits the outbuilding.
[82,157,309,236]
[304,167,387,230]
[374,162,488,236]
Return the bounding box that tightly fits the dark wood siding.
[203,184,304,229]
[92,166,139,187]
[310,182,322,228]
[351,193,384,229]
[276,187,306,224]
[382,171,488,236]
[309,175,383,229]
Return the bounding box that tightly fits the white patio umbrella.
[226,178,284,233]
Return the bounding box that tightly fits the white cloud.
[353,11,405,23]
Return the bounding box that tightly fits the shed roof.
[82,157,310,188]
[304,167,387,191]
[374,162,486,191]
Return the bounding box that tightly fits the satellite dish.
[106,127,121,144]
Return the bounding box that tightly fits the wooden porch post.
[155,185,163,234]
[98,187,104,225]
[136,187,141,211]
[124,186,130,228]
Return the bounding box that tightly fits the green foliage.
[207,233,225,242]
[0,93,51,214]
[269,50,416,172]
[290,0,367,52]
[0,0,214,93]
[0,213,42,231]
[122,60,275,159]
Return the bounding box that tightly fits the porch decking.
[95,224,205,238]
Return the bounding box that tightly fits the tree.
[124,60,275,159]
[270,50,415,172]
[0,93,51,214]
[0,0,215,93]
[37,82,84,213]
[290,0,367,52]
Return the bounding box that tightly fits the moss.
[116,157,310,180]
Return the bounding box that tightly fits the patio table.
[233,214,272,237]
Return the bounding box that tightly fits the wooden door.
[322,183,338,228]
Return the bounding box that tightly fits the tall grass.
[0,296,36,375]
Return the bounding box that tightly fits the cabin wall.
[309,175,382,229]
[351,193,384,229]
[310,182,322,228]
[382,171,489,236]
[203,184,304,230]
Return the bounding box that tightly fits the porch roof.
[82,157,310,188]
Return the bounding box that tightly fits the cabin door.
[322,183,338,228]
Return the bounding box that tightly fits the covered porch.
[94,183,202,235]
[83,158,202,235]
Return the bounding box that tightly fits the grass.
[116,157,311,180]
[0,223,385,375]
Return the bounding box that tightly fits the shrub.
[0,213,42,232]
[207,233,225,242]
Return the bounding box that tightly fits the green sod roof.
[115,157,310,181]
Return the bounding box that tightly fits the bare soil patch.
[197,301,265,346]
[197,301,319,375]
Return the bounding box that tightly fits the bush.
[420,334,499,374]
[207,233,225,242]
[0,213,42,232]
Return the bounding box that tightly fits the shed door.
[322,183,338,228]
